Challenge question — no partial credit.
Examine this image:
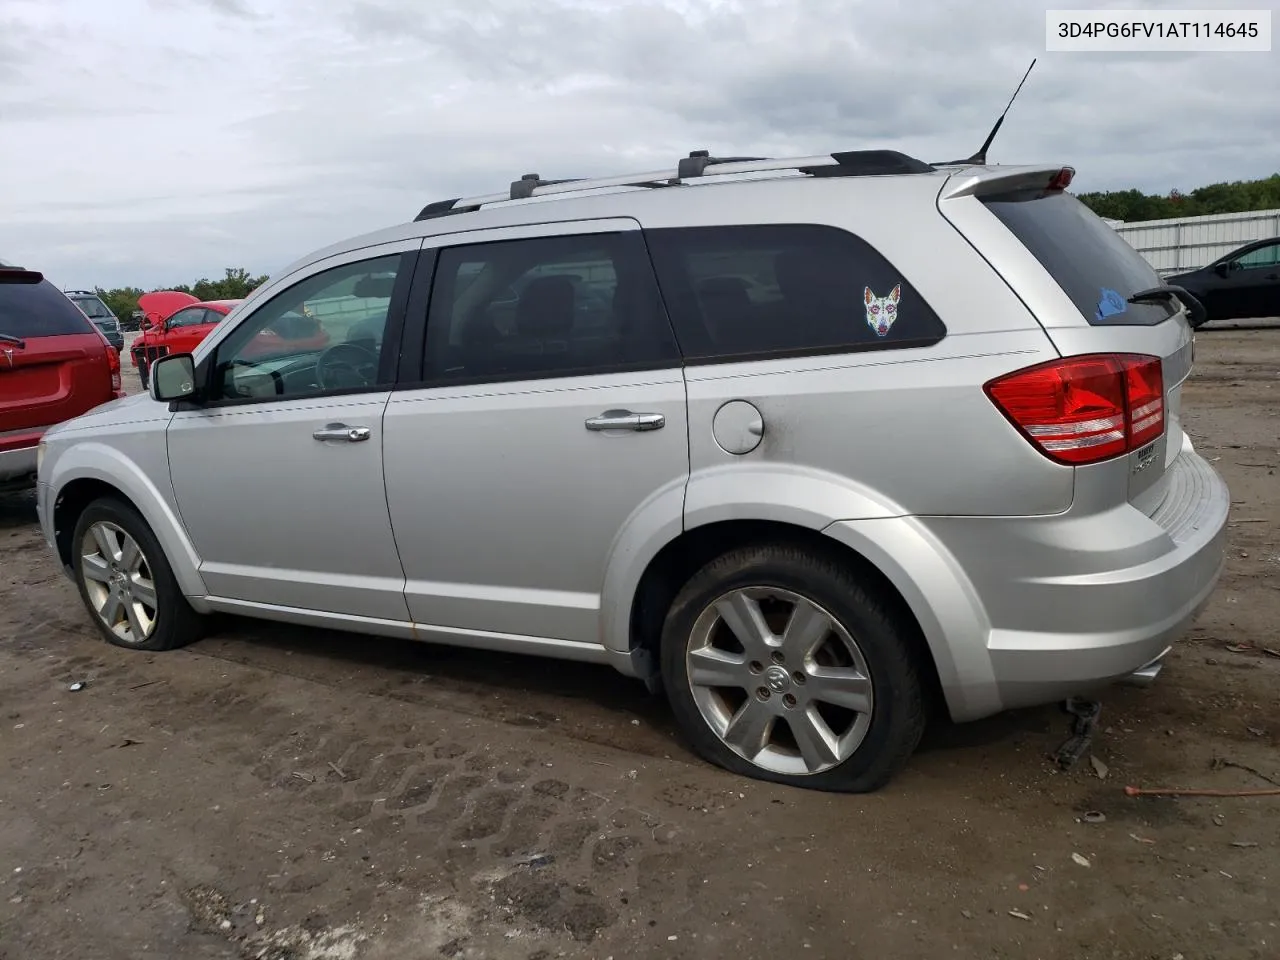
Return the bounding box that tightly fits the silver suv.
[35,149,1229,792]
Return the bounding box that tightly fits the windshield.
[1,278,97,338]
[980,189,1173,327]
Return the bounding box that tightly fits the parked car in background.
[34,150,1228,792]
[131,294,329,387]
[64,290,125,352]
[1,264,124,490]
[1164,236,1280,327]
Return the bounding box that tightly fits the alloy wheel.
[685,586,874,776]
[80,521,158,645]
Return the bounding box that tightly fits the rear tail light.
[1046,167,1075,191]
[984,354,1164,465]
[106,344,123,394]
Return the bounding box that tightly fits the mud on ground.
[2,326,1278,960]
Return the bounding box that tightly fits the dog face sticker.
[864,284,901,337]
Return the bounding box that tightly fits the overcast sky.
[1,0,1276,290]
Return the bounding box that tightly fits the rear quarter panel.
[634,176,1072,520]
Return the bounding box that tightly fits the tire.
[660,542,927,793]
[71,496,205,652]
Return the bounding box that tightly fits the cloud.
[0,0,1276,288]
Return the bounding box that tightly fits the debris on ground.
[1090,755,1110,780]
[1052,697,1101,770]
[1083,811,1107,824]
[1008,910,1032,921]
[1125,784,1280,798]
[68,681,87,692]
[1071,853,1091,868]
[1210,757,1280,787]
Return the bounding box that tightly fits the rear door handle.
[313,423,371,442]
[584,410,666,432]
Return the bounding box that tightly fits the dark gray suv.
[65,290,125,352]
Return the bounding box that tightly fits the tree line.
[1076,172,1280,223]
[96,267,269,321]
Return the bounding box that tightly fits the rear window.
[980,189,1171,326]
[645,224,947,362]
[0,277,97,338]
[70,295,113,319]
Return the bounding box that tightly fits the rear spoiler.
[937,164,1076,201]
[0,267,43,284]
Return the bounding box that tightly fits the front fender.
[46,442,210,605]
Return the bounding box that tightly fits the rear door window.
[979,189,1172,326]
[0,276,97,339]
[644,223,947,362]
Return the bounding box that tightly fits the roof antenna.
[945,58,1037,166]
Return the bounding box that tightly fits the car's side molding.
[45,443,211,608]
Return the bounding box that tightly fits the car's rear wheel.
[72,497,204,652]
[660,543,927,792]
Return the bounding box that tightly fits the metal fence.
[1109,208,1280,276]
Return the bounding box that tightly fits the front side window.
[167,307,210,329]
[423,231,680,382]
[1233,242,1280,270]
[210,254,405,402]
[644,224,948,360]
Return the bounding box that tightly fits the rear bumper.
[824,436,1230,722]
[929,440,1229,715]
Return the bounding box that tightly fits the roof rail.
[412,148,937,222]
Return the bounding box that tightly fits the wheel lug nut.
[770,651,785,665]
[791,671,806,685]
[756,687,770,701]
[749,661,764,674]
[783,694,797,708]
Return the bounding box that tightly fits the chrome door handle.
[584,410,666,432]
[313,423,371,442]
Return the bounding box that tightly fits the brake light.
[106,345,122,394]
[984,354,1164,465]
[1047,167,1075,191]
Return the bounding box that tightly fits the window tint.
[167,307,210,328]
[1234,242,1280,270]
[0,277,96,338]
[980,189,1171,327]
[211,254,405,402]
[644,224,947,361]
[423,232,679,382]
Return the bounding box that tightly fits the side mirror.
[139,316,154,330]
[150,353,197,402]
[1213,262,1232,278]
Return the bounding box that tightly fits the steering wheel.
[315,342,379,391]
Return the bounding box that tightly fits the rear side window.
[980,189,1170,326]
[0,277,96,338]
[644,224,947,362]
[423,232,680,382]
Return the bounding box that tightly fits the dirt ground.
[2,326,1278,960]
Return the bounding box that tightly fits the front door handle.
[313,423,371,442]
[584,410,666,432]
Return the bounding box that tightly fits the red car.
[0,264,124,490]
[131,292,330,386]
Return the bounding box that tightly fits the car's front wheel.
[71,497,204,652]
[660,543,927,792]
